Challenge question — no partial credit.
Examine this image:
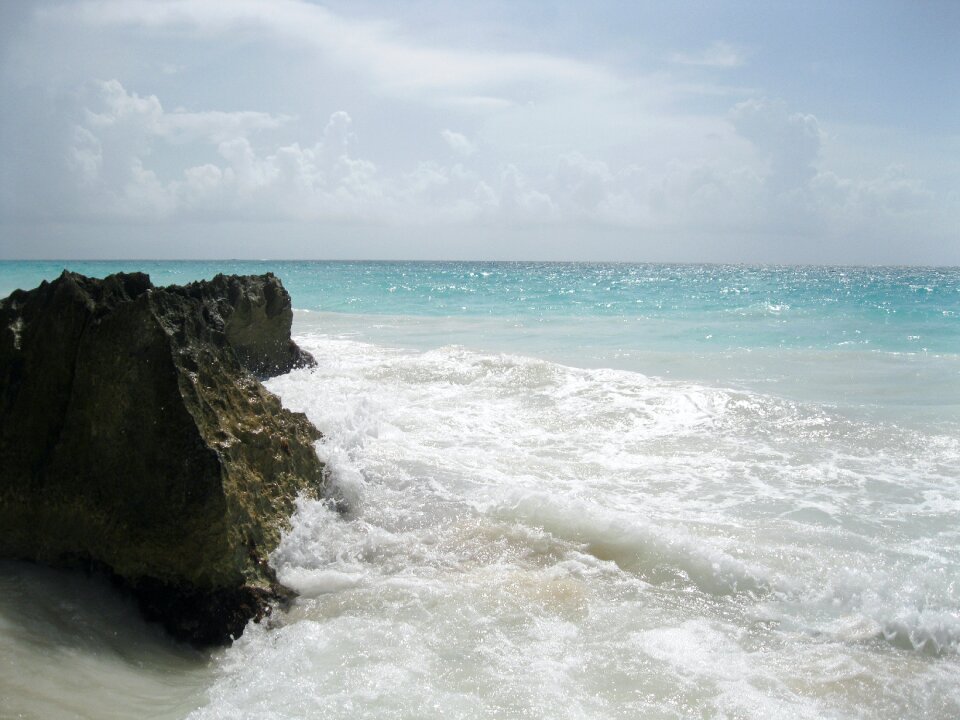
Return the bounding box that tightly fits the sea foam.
[244,331,960,718]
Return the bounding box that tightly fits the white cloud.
[68,80,492,222]
[182,163,223,199]
[65,80,294,217]
[55,0,621,108]
[812,165,933,227]
[2,0,954,262]
[68,126,102,186]
[498,164,557,221]
[64,79,945,250]
[85,79,289,143]
[440,130,476,156]
[729,98,822,194]
[122,156,174,217]
[201,113,384,219]
[671,41,748,69]
[550,152,615,215]
[537,152,763,230]
[35,0,774,228]
[84,79,163,129]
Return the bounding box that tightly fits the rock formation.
[0,271,325,645]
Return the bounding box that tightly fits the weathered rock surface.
[0,271,325,645]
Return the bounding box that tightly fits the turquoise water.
[3,261,959,353]
[2,260,959,719]
[3,260,958,422]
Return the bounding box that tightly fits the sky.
[0,0,957,263]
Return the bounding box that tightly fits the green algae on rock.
[0,271,325,645]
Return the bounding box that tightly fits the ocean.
[1,260,958,719]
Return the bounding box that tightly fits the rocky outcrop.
[0,271,325,645]
[181,272,316,378]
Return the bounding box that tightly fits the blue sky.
[0,0,957,263]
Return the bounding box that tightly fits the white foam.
[244,333,960,718]
[485,490,772,596]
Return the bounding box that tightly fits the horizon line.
[2,258,959,270]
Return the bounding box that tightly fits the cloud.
[85,79,289,143]
[729,98,822,194]
[63,78,945,252]
[537,152,763,231]
[812,165,933,226]
[671,41,747,69]
[440,130,476,156]
[200,111,383,219]
[25,0,769,221]
[53,0,621,108]
[68,126,103,186]
[550,152,615,215]
[67,80,494,222]
[498,164,557,221]
[2,0,955,262]
[721,98,943,239]
[63,80,294,217]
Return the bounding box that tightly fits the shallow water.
[0,562,212,719]
[1,262,958,718]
